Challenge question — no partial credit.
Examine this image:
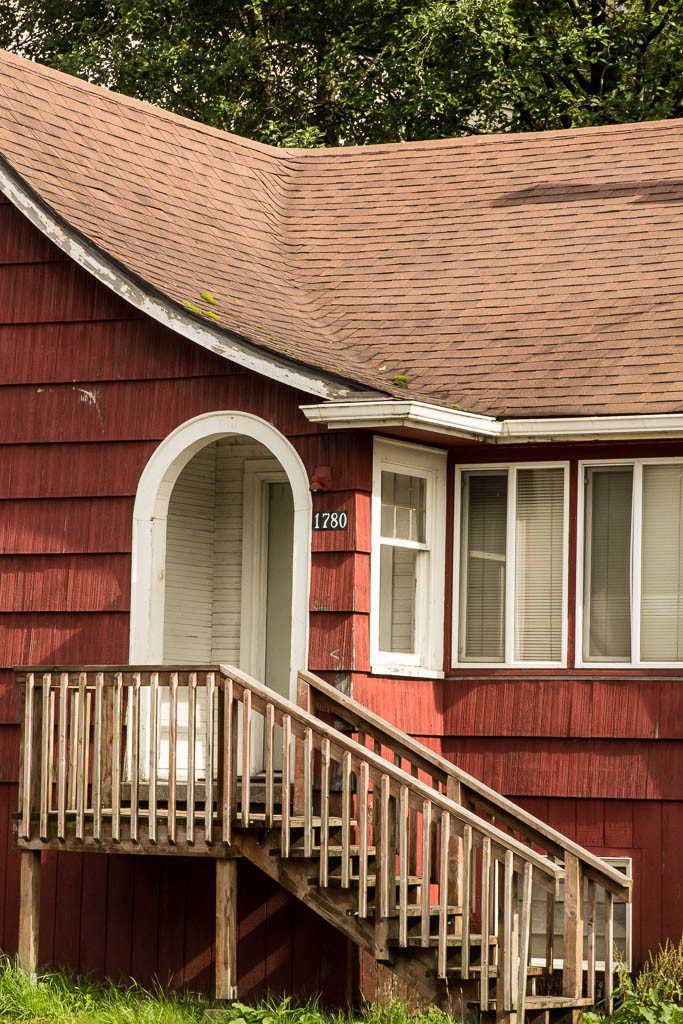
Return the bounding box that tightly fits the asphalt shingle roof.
[1,49,683,416]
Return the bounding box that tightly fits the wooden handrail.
[221,665,562,886]
[299,669,631,900]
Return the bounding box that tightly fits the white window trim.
[371,438,446,678]
[530,857,633,972]
[452,461,570,669]
[577,455,683,668]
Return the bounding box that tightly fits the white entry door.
[241,470,294,773]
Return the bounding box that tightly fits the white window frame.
[371,438,446,678]
[453,461,570,668]
[577,455,683,668]
[530,857,633,972]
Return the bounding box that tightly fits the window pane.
[379,544,417,653]
[381,471,425,542]
[514,468,564,661]
[641,464,683,661]
[585,468,633,661]
[461,472,507,661]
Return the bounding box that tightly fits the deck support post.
[215,859,238,1001]
[18,850,41,977]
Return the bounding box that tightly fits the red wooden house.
[0,47,679,1020]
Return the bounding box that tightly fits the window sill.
[370,662,445,680]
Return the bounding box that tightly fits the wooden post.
[293,676,311,816]
[562,853,584,1021]
[18,850,41,976]
[215,859,238,1001]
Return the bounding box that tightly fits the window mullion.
[505,466,516,664]
[632,462,643,665]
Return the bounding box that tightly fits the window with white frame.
[371,439,446,675]
[581,459,683,665]
[530,858,632,970]
[456,464,569,665]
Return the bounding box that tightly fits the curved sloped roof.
[1,48,683,416]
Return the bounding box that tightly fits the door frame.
[129,410,312,703]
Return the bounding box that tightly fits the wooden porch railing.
[16,664,627,1017]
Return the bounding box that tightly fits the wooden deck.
[15,665,631,1020]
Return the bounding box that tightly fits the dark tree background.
[1,1,683,146]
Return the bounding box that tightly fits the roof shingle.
[1,49,683,417]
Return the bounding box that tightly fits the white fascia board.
[302,399,504,439]
[502,414,683,441]
[303,401,683,442]
[0,157,360,402]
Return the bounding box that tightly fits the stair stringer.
[234,830,478,1014]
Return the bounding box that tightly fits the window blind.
[461,472,507,661]
[514,467,564,661]
[379,546,417,654]
[641,463,683,661]
[585,468,632,661]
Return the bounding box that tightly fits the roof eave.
[302,400,683,442]
[0,154,373,403]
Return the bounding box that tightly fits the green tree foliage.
[1,1,683,145]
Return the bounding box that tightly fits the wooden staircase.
[15,665,632,1021]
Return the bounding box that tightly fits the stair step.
[403,905,462,917]
[487,997,594,1010]
[405,934,498,949]
[285,845,377,859]
[243,813,355,829]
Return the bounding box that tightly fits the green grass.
[0,958,455,1024]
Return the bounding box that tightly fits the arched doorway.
[129,411,312,773]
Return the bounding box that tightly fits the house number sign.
[312,510,349,530]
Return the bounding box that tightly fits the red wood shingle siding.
[0,194,680,989]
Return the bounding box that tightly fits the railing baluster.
[57,673,68,840]
[111,673,122,842]
[319,738,330,886]
[69,683,79,812]
[437,810,450,978]
[586,879,597,1003]
[341,750,351,888]
[40,674,52,840]
[358,761,369,918]
[480,836,491,1010]
[545,881,555,973]
[130,672,140,843]
[303,727,313,856]
[264,703,274,829]
[502,849,514,1013]
[605,890,615,1013]
[221,675,234,844]
[517,862,533,1021]
[93,673,103,842]
[75,672,87,841]
[398,785,409,947]
[188,672,197,844]
[148,671,159,844]
[420,800,432,947]
[21,673,35,840]
[168,672,178,844]
[281,714,291,856]
[241,688,252,827]
[379,774,390,917]
[462,823,473,977]
[205,671,215,843]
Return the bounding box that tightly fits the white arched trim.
[130,411,312,697]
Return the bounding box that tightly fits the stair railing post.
[562,852,585,1022]
[293,675,311,816]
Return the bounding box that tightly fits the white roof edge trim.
[302,399,504,439]
[0,159,361,402]
[302,400,683,441]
